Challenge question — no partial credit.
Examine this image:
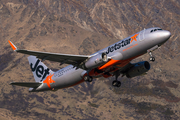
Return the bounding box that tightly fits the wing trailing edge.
[8,40,89,65]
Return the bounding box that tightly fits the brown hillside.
[0,0,180,119]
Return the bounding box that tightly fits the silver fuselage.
[34,27,171,91]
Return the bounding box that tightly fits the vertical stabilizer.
[28,56,54,82]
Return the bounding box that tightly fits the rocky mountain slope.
[1,0,180,119]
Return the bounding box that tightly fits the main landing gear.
[112,80,121,87]
[112,71,121,87]
[148,51,155,62]
[84,76,93,82]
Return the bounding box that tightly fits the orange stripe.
[98,54,142,70]
[8,40,17,51]
[98,59,120,70]
[123,44,138,51]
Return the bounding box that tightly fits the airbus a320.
[8,27,171,92]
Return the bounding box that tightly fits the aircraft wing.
[10,82,42,88]
[8,40,89,65]
[15,49,89,64]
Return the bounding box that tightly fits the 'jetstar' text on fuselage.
[106,38,131,54]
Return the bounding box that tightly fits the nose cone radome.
[163,31,171,40]
[157,30,171,44]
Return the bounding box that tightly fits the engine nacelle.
[82,53,108,69]
[126,61,150,78]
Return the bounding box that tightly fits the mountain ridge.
[1,0,180,119]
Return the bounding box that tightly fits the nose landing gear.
[147,45,160,62]
[149,56,155,62]
[148,51,155,62]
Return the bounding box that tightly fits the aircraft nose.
[162,30,171,40]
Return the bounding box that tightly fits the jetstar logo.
[30,59,50,81]
[130,33,139,43]
[106,33,139,54]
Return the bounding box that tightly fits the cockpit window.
[150,28,163,33]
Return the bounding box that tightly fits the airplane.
[8,27,171,92]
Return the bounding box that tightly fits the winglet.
[8,40,17,51]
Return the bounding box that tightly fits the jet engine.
[82,53,108,69]
[126,61,150,78]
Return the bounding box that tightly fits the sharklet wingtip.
[8,40,17,51]
[9,82,14,85]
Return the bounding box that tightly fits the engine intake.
[126,61,150,78]
[82,53,108,69]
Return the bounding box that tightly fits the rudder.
[28,56,54,82]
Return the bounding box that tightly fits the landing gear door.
[139,29,145,41]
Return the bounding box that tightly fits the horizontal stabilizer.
[10,82,42,88]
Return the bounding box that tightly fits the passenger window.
[158,29,162,30]
[150,30,153,33]
[154,29,157,32]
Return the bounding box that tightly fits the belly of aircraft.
[52,69,84,89]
